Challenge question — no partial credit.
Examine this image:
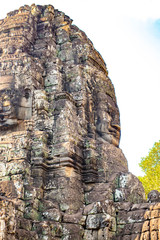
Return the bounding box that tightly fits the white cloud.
[106,0,160,20]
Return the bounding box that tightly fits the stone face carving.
[0,77,32,129]
[0,78,18,128]
[0,4,159,240]
[96,92,121,147]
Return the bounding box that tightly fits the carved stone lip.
[0,111,12,122]
[0,119,18,128]
[111,124,121,131]
[108,124,121,137]
[0,111,11,117]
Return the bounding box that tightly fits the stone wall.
[116,202,160,239]
[0,4,159,240]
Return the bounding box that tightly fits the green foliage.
[138,141,160,197]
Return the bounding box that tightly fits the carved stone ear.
[18,88,32,120]
[34,90,49,112]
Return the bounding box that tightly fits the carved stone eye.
[8,46,16,54]
[24,89,31,99]
[0,48,3,57]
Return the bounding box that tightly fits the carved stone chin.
[97,121,121,146]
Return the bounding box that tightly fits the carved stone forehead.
[0,76,14,91]
[97,92,117,107]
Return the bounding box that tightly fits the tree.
[138,141,160,197]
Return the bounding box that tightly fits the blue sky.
[152,19,160,39]
[0,0,160,176]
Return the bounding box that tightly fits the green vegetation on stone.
[138,140,160,197]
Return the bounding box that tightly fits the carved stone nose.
[0,100,2,111]
[111,124,121,131]
[0,107,2,113]
[0,114,4,120]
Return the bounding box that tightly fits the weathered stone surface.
[0,4,159,240]
[148,190,160,203]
